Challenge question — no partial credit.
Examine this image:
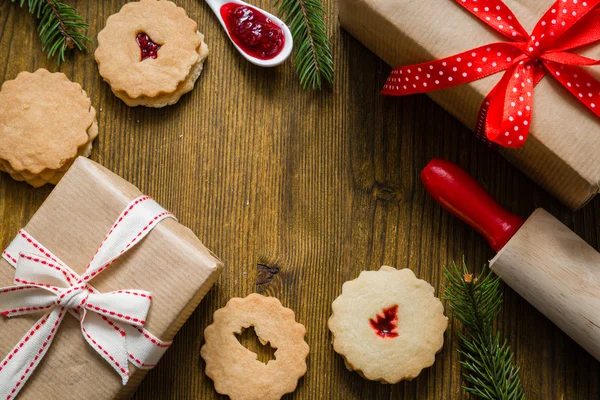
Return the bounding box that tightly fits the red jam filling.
[136,33,162,60]
[220,3,285,60]
[369,305,399,338]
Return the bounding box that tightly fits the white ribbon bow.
[0,196,174,399]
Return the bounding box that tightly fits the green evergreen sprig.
[443,260,525,400]
[9,0,91,65]
[275,0,333,89]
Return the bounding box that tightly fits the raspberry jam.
[220,3,285,60]
[369,305,399,338]
[136,33,161,60]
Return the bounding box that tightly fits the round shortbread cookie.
[201,294,309,400]
[113,33,209,107]
[0,69,95,175]
[328,266,448,383]
[95,0,208,107]
[0,114,97,187]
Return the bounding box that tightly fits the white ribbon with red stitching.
[0,196,174,399]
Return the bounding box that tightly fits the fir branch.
[443,260,525,400]
[9,0,91,65]
[275,0,334,89]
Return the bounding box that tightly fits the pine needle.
[275,0,333,89]
[9,0,91,65]
[443,260,525,400]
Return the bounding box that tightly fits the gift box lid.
[339,0,600,209]
[0,157,223,399]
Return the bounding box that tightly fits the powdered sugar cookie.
[328,266,448,383]
[95,0,209,107]
[201,294,309,400]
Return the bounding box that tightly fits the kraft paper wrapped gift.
[0,157,223,399]
[339,0,600,209]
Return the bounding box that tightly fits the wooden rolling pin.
[421,159,600,361]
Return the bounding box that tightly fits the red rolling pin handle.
[420,159,525,252]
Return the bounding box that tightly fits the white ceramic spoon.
[205,0,293,67]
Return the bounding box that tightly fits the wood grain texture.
[0,0,599,399]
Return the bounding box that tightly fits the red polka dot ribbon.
[0,197,174,399]
[382,0,600,148]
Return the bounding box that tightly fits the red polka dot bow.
[0,197,173,399]
[382,0,600,148]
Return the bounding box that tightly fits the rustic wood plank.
[0,0,599,398]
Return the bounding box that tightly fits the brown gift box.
[339,0,600,209]
[0,157,223,399]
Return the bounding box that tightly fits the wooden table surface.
[1,0,600,399]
